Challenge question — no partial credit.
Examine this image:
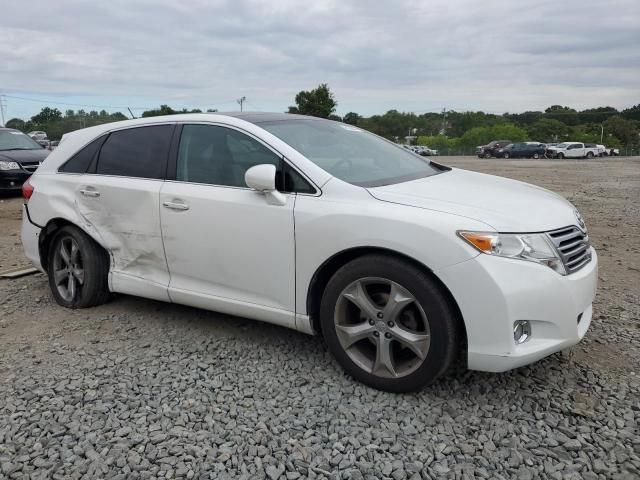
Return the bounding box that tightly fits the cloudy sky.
[1,0,638,120]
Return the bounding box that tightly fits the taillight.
[22,178,34,203]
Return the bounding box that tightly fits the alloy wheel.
[52,236,84,302]
[334,277,430,378]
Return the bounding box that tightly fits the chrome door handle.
[162,200,189,211]
[80,189,100,197]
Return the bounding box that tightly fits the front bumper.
[436,248,598,372]
[0,171,30,191]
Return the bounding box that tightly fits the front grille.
[547,226,592,274]
[20,162,40,173]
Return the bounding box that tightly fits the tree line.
[4,84,639,152]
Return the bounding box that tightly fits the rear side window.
[96,125,173,179]
[59,136,106,173]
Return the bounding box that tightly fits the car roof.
[60,112,328,140]
[222,112,315,123]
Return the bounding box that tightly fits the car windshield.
[258,119,442,187]
[0,130,43,151]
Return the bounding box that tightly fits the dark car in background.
[497,142,546,159]
[0,128,50,192]
[476,140,512,158]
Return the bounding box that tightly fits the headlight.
[458,231,566,275]
[0,160,20,170]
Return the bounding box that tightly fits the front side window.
[258,119,442,187]
[96,125,173,179]
[0,130,43,151]
[176,125,281,188]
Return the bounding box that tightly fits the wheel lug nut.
[369,319,375,325]
[373,331,379,337]
[385,332,392,339]
[387,321,394,327]
[377,312,383,319]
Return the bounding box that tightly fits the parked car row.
[403,145,439,156]
[477,140,620,159]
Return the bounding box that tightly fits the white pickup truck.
[545,142,599,159]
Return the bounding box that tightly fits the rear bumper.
[21,205,44,272]
[436,248,598,372]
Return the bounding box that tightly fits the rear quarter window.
[96,125,174,179]
[59,136,106,173]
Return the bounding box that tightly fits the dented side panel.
[73,175,170,295]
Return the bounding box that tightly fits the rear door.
[76,124,175,301]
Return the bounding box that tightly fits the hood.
[0,148,50,163]
[368,168,578,232]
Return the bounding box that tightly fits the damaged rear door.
[76,124,175,301]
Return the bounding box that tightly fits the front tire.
[503,152,510,159]
[47,226,110,308]
[533,153,540,159]
[586,152,594,159]
[320,255,459,392]
[557,153,564,159]
[484,152,491,159]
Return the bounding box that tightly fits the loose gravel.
[1,156,639,479]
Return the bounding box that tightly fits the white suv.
[21,113,598,392]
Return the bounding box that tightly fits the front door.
[159,124,297,328]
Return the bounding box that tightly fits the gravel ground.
[0,156,639,480]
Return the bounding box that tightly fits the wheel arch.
[38,218,110,273]
[306,246,467,358]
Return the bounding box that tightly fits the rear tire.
[586,152,594,159]
[47,226,110,309]
[319,255,459,392]
[503,153,510,159]
[533,153,540,159]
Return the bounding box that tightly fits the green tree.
[622,104,640,122]
[544,105,580,126]
[526,118,570,142]
[31,107,63,125]
[288,83,337,118]
[578,106,618,124]
[5,118,26,131]
[458,124,528,148]
[141,104,177,117]
[343,112,361,125]
[603,115,639,144]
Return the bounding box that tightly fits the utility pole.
[0,94,6,127]
[600,124,604,144]
[440,107,447,136]
[237,96,246,112]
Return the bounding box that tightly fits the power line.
[2,94,152,110]
[3,94,242,112]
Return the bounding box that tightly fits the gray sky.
[1,0,639,120]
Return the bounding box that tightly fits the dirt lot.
[0,156,638,479]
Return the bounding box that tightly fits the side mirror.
[245,164,286,206]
